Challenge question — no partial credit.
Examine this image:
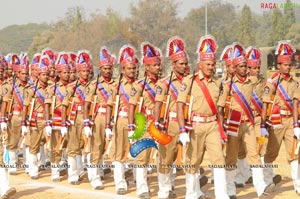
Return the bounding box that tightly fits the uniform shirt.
[177,71,221,115]
[107,77,133,109]
[85,76,115,105]
[262,74,298,108]
[129,77,157,110]
[44,81,68,109]
[62,80,90,107]
[2,78,31,110]
[155,73,182,112]
[23,82,48,112]
[218,75,254,114]
[250,75,265,112]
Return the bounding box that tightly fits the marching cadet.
[0,57,16,199]
[261,41,298,193]
[154,36,188,199]
[29,53,41,84]
[42,48,57,84]
[5,54,13,80]
[61,50,91,185]
[44,52,70,182]
[0,54,30,175]
[69,52,78,83]
[22,55,50,179]
[83,47,115,190]
[218,43,275,198]
[177,35,228,199]
[128,42,162,199]
[106,45,137,195]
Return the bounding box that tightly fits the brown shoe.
[200,175,208,187]
[1,187,16,199]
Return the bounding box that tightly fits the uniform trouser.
[185,121,228,199]
[87,114,106,188]
[28,120,45,177]
[226,122,267,196]
[111,117,128,191]
[264,117,300,191]
[67,113,84,182]
[158,120,179,198]
[6,115,22,172]
[49,129,63,179]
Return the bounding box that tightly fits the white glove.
[84,126,92,138]
[128,130,135,139]
[261,128,269,137]
[0,122,7,132]
[61,127,68,137]
[21,126,27,136]
[105,128,113,140]
[45,126,52,136]
[179,132,190,146]
[294,127,300,139]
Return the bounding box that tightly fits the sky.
[0,0,294,29]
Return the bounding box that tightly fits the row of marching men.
[0,34,299,199]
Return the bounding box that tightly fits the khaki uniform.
[107,77,133,191]
[62,80,90,182]
[2,79,30,173]
[218,75,269,197]
[129,77,157,196]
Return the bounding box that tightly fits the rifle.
[5,75,16,119]
[224,75,233,120]
[105,73,123,157]
[135,74,147,113]
[84,74,100,155]
[50,79,57,119]
[266,74,281,120]
[183,70,195,127]
[66,80,79,122]
[159,71,173,128]
[27,79,39,121]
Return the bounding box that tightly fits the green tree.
[236,5,255,47]
[283,0,296,32]
[286,23,300,49]
[269,8,285,46]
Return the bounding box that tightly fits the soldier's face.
[59,70,70,82]
[198,60,216,77]
[145,62,161,77]
[278,62,291,74]
[48,64,55,77]
[235,64,247,77]
[226,64,236,76]
[123,63,136,79]
[39,72,49,83]
[70,69,77,81]
[78,69,89,81]
[19,70,29,82]
[173,58,188,75]
[248,65,260,76]
[100,65,113,78]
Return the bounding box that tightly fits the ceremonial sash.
[164,79,178,100]
[13,83,24,109]
[272,80,293,112]
[195,77,227,141]
[32,87,45,109]
[251,92,262,115]
[119,84,130,107]
[28,78,35,86]
[52,109,63,129]
[75,86,85,105]
[53,85,65,103]
[139,80,156,103]
[229,82,254,125]
[97,82,109,103]
[226,109,242,137]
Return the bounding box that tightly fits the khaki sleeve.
[23,88,33,107]
[44,86,53,104]
[107,84,116,107]
[85,83,94,102]
[129,82,142,105]
[155,80,167,102]
[262,81,275,103]
[177,77,192,103]
[62,86,72,107]
[217,82,229,107]
[2,84,11,102]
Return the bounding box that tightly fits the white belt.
[280,109,291,115]
[98,107,107,113]
[169,111,177,118]
[13,111,20,116]
[77,106,82,111]
[118,111,128,117]
[36,113,44,118]
[192,115,216,123]
[146,109,153,115]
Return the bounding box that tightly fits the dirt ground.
[7,143,300,199]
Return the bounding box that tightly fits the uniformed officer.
[69,52,78,83]
[61,50,91,185]
[45,53,70,182]
[0,54,30,175]
[22,55,50,179]
[261,41,298,193]
[218,43,275,198]
[83,47,115,190]
[127,42,162,199]
[42,48,57,84]
[177,35,228,199]
[106,45,137,195]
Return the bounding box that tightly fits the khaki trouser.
[158,120,179,174]
[49,130,62,164]
[29,120,45,154]
[67,113,84,158]
[264,117,297,163]
[90,114,106,165]
[7,115,22,150]
[111,117,129,162]
[186,121,225,174]
[226,122,261,169]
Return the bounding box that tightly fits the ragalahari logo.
[261,2,300,9]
